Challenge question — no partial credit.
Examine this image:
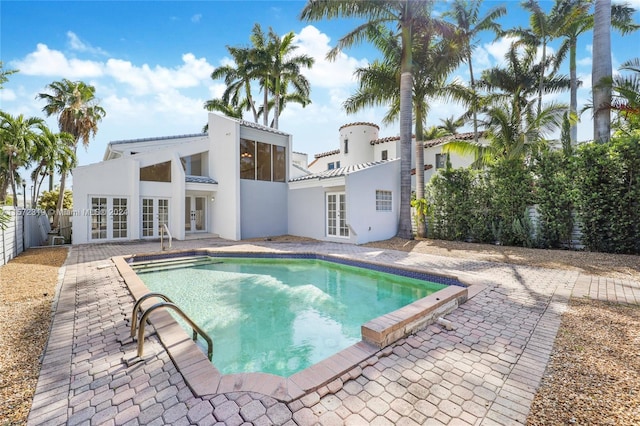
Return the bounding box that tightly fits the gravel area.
[0,247,68,426]
[1,240,638,426]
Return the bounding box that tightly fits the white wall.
[240,180,288,239]
[72,157,138,244]
[346,160,400,244]
[339,123,378,167]
[288,186,326,241]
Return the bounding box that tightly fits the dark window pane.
[240,139,256,180]
[273,145,286,182]
[257,142,272,181]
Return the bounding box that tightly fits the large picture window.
[140,161,171,182]
[240,139,286,182]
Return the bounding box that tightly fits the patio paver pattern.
[25,239,639,425]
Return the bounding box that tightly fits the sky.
[1,0,640,185]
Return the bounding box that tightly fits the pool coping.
[113,248,471,402]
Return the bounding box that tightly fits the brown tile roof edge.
[339,122,380,131]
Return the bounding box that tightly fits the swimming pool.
[133,255,448,377]
[116,249,469,399]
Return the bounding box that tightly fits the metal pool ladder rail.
[160,224,172,251]
[131,292,213,361]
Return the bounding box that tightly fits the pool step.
[130,256,214,272]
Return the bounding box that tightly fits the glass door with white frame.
[326,192,349,238]
[185,195,206,233]
[141,197,169,238]
[90,196,128,240]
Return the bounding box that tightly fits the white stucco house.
[72,114,474,246]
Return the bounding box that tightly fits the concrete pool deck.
[26,238,639,425]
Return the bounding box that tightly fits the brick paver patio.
[25,238,639,425]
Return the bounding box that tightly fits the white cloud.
[0,89,16,101]
[67,31,109,56]
[191,14,202,23]
[294,25,369,89]
[472,46,491,70]
[105,53,214,95]
[577,57,592,67]
[13,43,104,77]
[484,36,519,66]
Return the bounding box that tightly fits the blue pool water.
[135,256,446,377]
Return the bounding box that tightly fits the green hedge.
[423,134,640,254]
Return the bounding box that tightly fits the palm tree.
[301,0,435,239]
[444,0,506,144]
[207,25,313,130]
[552,0,638,145]
[0,112,44,206]
[592,0,612,143]
[343,22,463,237]
[30,127,75,206]
[605,58,640,131]
[37,79,106,227]
[478,43,571,113]
[0,61,18,90]
[439,116,465,135]
[263,28,314,130]
[209,46,260,123]
[507,0,570,117]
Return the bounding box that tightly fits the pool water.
[135,257,446,377]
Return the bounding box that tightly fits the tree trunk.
[468,52,479,145]
[569,37,578,145]
[273,77,280,130]
[52,171,66,229]
[263,79,269,127]
[592,0,612,144]
[397,13,414,240]
[414,103,426,238]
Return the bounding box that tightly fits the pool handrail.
[131,292,213,361]
[160,224,172,251]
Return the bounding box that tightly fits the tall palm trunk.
[397,17,414,240]
[414,102,426,238]
[468,51,479,144]
[274,77,281,130]
[569,36,578,145]
[53,171,66,229]
[593,0,612,143]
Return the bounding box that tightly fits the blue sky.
[2,0,639,180]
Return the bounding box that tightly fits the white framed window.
[436,153,447,169]
[328,162,335,170]
[376,190,392,212]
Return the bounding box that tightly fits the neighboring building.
[309,122,477,189]
[72,114,475,245]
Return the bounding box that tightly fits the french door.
[141,198,169,238]
[326,192,349,238]
[90,196,128,241]
[185,196,206,232]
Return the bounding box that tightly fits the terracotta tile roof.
[339,122,380,131]
[369,131,486,148]
[289,160,393,182]
[314,149,341,159]
[410,164,434,175]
